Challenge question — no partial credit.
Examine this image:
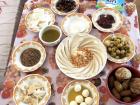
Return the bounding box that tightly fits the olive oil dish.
[39,25,62,46]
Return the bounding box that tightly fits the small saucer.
[12,41,46,72]
[61,13,92,36]
[92,7,123,32]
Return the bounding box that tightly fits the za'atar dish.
[55,33,107,79]
[12,41,46,72]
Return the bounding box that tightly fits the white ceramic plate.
[103,33,135,63]
[61,80,99,105]
[61,13,92,36]
[25,8,55,32]
[51,0,79,15]
[13,74,51,105]
[55,33,107,79]
[12,41,46,72]
[92,7,123,32]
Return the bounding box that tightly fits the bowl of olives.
[107,66,140,104]
[103,33,135,63]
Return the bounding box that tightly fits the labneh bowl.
[107,65,140,104]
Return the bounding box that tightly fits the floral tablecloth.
[0,0,140,105]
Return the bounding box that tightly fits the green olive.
[112,48,116,52]
[111,52,117,57]
[118,44,123,48]
[121,50,125,55]
[110,43,114,47]
[116,50,121,54]
[116,39,121,43]
[108,47,112,52]
[104,40,111,46]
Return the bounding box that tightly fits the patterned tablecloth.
[0,0,140,105]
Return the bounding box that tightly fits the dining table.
[0,0,140,105]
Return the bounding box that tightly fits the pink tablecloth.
[0,0,140,105]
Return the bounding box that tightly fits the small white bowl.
[39,25,62,46]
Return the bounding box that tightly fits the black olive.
[56,0,76,12]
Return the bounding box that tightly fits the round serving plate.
[103,33,135,63]
[25,7,55,32]
[12,41,46,72]
[51,0,79,15]
[55,33,107,80]
[61,13,92,36]
[92,7,123,32]
[61,80,99,105]
[13,74,51,105]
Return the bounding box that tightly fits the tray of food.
[0,0,140,105]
